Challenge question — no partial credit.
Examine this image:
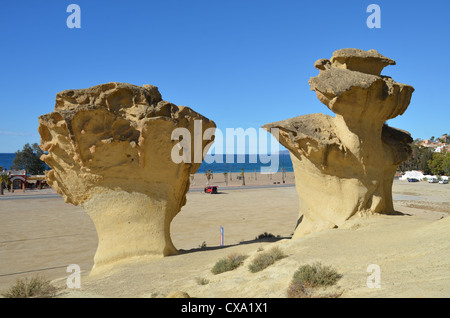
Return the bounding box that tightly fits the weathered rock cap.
[319,48,396,75]
[309,49,414,121]
[38,82,216,206]
[55,82,163,111]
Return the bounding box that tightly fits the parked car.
[204,186,218,194]
[408,178,419,182]
[439,179,448,184]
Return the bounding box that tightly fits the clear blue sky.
[0,0,449,153]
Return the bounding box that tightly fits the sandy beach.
[0,174,449,298]
[189,170,296,188]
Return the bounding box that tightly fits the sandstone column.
[263,49,414,237]
[38,82,215,270]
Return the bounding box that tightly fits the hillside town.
[416,133,450,153]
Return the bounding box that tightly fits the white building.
[399,170,425,180]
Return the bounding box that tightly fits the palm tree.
[241,168,245,186]
[205,169,212,186]
[223,172,228,186]
[0,173,9,195]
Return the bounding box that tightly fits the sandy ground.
[0,174,449,298]
[189,170,295,188]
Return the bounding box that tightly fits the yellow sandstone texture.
[264,49,414,237]
[38,82,215,271]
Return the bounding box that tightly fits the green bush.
[211,253,248,275]
[292,262,341,287]
[2,276,58,298]
[248,246,287,273]
[287,262,342,298]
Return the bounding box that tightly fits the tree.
[443,134,449,143]
[11,143,46,175]
[398,144,433,174]
[427,152,447,176]
[241,168,245,186]
[443,152,450,175]
[0,173,9,195]
[205,169,212,186]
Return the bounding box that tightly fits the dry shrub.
[254,232,280,241]
[195,277,210,285]
[287,262,342,298]
[211,253,248,275]
[248,246,287,273]
[286,281,315,298]
[2,276,58,298]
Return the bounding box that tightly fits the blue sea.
[197,153,293,173]
[0,153,16,170]
[0,152,293,173]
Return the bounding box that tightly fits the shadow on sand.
[176,211,414,256]
[177,235,290,255]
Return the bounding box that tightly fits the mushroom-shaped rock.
[329,48,396,75]
[263,49,414,238]
[38,82,216,271]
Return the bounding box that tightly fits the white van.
[428,176,439,183]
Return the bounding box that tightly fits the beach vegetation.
[10,143,47,175]
[287,262,342,298]
[223,172,228,185]
[428,151,450,176]
[254,232,281,241]
[398,143,450,176]
[0,173,9,195]
[211,253,248,275]
[2,276,58,298]
[205,169,213,186]
[195,277,210,285]
[248,246,286,273]
[240,168,245,186]
[398,144,433,174]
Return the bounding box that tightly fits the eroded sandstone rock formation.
[263,49,414,237]
[38,82,215,270]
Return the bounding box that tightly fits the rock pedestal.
[38,82,215,270]
[263,49,414,237]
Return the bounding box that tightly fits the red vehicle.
[204,186,218,194]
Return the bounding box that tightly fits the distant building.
[4,169,27,189]
[399,170,425,181]
[0,169,47,189]
[435,145,445,153]
[418,139,448,153]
